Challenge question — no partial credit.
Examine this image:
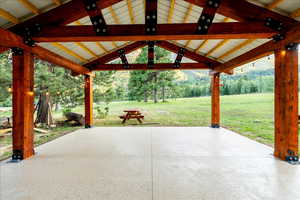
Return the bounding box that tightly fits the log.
[64,112,84,126]
[0,117,12,129]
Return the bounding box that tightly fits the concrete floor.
[1,127,300,200]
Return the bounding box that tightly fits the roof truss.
[33,22,275,42]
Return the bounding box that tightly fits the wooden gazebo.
[0,0,299,163]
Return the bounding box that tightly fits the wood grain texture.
[274,48,298,160]
[0,28,89,74]
[84,75,93,128]
[92,63,211,71]
[211,73,220,127]
[33,22,276,42]
[12,51,35,159]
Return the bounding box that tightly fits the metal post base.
[285,156,300,165]
[85,125,92,128]
[211,124,220,128]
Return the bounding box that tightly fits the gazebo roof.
[0,0,300,73]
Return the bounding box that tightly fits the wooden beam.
[0,46,10,54]
[74,20,105,55]
[274,48,298,161]
[84,75,93,128]
[126,0,135,24]
[17,0,40,15]
[52,0,62,6]
[0,8,19,24]
[10,0,123,33]
[33,22,276,42]
[156,41,221,66]
[206,39,230,57]
[290,8,300,18]
[266,0,285,10]
[107,6,119,48]
[85,41,147,66]
[211,73,220,128]
[51,43,87,62]
[168,0,176,23]
[213,22,300,73]
[184,0,296,26]
[0,28,89,74]
[183,4,194,47]
[75,42,98,57]
[92,63,211,71]
[12,50,34,160]
[217,39,255,61]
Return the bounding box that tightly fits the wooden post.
[84,75,93,128]
[274,47,299,161]
[12,49,34,160]
[211,73,220,128]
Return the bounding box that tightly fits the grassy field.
[1,93,299,159]
[92,93,299,147]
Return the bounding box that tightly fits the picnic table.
[119,110,144,124]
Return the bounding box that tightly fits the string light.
[7,86,12,93]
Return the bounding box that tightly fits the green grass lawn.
[1,93,299,158]
[93,93,299,147]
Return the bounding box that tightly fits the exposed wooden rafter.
[216,3,300,61]
[0,28,89,74]
[108,6,119,49]
[168,0,176,23]
[10,0,124,33]
[92,63,211,71]
[217,39,255,61]
[156,41,221,66]
[52,0,62,6]
[51,43,87,62]
[0,8,19,24]
[33,22,276,42]
[212,22,300,74]
[17,0,40,15]
[266,0,285,10]
[183,4,194,47]
[195,17,230,53]
[85,41,147,66]
[206,39,230,57]
[184,0,296,26]
[126,0,135,24]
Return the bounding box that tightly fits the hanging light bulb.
[252,62,255,67]
[267,56,270,60]
[7,86,12,93]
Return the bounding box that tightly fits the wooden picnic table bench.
[119,110,144,124]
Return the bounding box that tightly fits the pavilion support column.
[12,49,35,160]
[84,75,93,128]
[211,73,220,128]
[274,47,299,162]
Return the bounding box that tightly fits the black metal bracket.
[83,0,107,36]
[285,43,298,51]
[174,48,185,68]
[211,124,220,128]
[148,41,155,67]
[265,17,283,32]
[145,11,157,35]
[206,0,221,8]
[85,124,92,128]
[22,24,41,46]
[90,15,107,35]
[11,47,24,55]
[12,149,23,161]
[265,18,286,42]
[272,33,285,42]
[83,0,98,11]
[118,49,130,69]
[196,14,214,34]
[285,150,300,165]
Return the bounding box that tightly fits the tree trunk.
[153,73,158,103]
[162,85,166,102]
[35,92,53,126]
[144,91,148,102]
